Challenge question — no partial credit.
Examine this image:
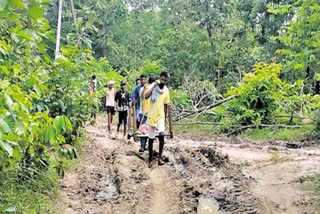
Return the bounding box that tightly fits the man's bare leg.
[158,134,165,166]
[123,123,127,137]
[148,138,154,168]
[108,113,112,133]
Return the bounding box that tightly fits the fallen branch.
[173,122,221,125]
[275,115,313,121]
[203,112,217,116]
[259,124,301,128]
[173,96,235,122]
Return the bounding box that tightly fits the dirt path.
[218,142,320,214]
[55,115,320,214]
[149,167,179,214]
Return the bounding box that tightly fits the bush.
[225,63,285,126]
[0,0,122,172]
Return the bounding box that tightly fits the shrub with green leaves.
[0,78,73,171]
[0,0,121,173]
[225,63,285,127]
[42,47,122,136]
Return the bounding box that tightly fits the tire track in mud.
[55,132,115,214]
[55,115,320,214]
[165,146,261,214]
[55,116,261,214]
[173,137,320,214]
[55,116,190,214]
[149,167,179,214]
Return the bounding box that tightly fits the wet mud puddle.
[197,196,227,214]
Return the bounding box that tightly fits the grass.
[0,129,86,214]
[239,160,252,167]
[268,153,300,164]
[308,173,320,191]
[0,167,59,213]
[174,123,221,138]
[240,124,315,142]
[304,173,320,212]
[174,120,315,142]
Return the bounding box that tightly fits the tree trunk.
[69,0,81,48]
[102,24,107,57]
[55,0,63,59]
[204,0,214,46]
[316,81,320,94]
[289,111,294,125]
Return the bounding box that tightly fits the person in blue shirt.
[133,74,147,129]
[130,78,140,106]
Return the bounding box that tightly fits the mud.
[197,197,222,214]
[55,115,320,214]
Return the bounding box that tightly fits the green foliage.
[42,47,118,135]
[310,173,320,193]
[269,0,320,85]
[0,166,59,213]
[140,60,162,77]
[173,122,218,138]
[0,0,319,211]
[0,1,123,212]
[221,63,315,132]
[225,64,285,127]
[44,0,277,90]
[0,0,119,174]
[170,89,191,110]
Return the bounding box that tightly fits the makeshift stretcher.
[136,131,172,138]
[127,107,135,140]
[127,104,173,140]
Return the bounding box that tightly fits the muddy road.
[55,115,320,214]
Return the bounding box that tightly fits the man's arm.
[115,91,119,102]
[164,104,168,120]
[114,91,119,111]
[144,81,159,99]
[164,89,170,119]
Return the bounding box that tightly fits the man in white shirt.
[106,80,116,134]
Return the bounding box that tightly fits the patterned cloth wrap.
[139,124,149,135]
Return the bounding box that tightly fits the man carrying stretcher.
[144,71,170,168]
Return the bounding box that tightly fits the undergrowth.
[240,125,315,142]
[174,118,314,142]
[0,129,86,213]
[0,167,58,213]
[305,173,320,212]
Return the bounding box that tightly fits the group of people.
[104,80,130,138]
[104,71,171,168]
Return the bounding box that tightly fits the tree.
[269,0,320,88]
